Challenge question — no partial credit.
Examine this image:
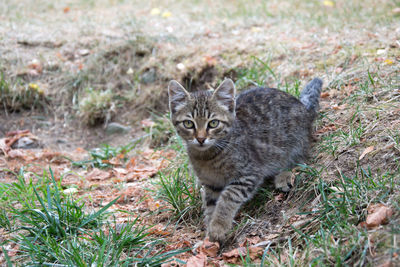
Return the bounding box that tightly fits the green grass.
[154,163,202,223]
[235,56,301,96]
[71,137,144,169]
[0,168,183,266]
[287,164,397,266]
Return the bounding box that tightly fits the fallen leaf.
[359,146,374,160]
[113,167,128,175]
[148,224,170,236]
[204,55,217,66]
[320,92,330,98]
[186,253,207,267]
[141,119,155,128]
[323,0,334,7]
[393,7,400,15]
[316,124,337,134]
[222,247,247,264]
[86,168,111,181]
[242,236,261,247]
[222,246,263,264]
[384,59,393,65]
[162,11,172,18]
[365,204,393,228]
[7,149,27,159]
[197,237,220,257]
[150,8,161,15]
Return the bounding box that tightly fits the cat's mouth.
[190,139,213,150]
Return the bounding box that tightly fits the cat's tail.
[299,78,323,112]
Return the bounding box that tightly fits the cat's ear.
[212,78,236,113]
[168,80,190,113]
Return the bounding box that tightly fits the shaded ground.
[1,0,400,266]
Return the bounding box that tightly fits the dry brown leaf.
[366,204,393,228]
[186,253,207,267]
[222,247,247,264]
[7,149,28,159]
[0,138,10,155]
[316,124,337,134]
[242,236,261,247]
[197,237,220,257]
[248,246,264,260]
[141,119,155,128]
[223,245,264,264]
[393,7,400,15]
[148,224,170,236]
[320,92,330,98]
[113,167,128,175]
[359,146,374,160]
[86,168,111,181]
[204,55,217,66]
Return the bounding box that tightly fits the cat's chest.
[190,158,231,186]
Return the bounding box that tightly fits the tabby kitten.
[168,78,322,243]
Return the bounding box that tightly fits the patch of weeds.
[143,112,175,148]
[0,167,62,211]
[72,138,143,169]
[0,72,47,111]
[234,56,301,97]
[0,168,183,265]
[64,35,154,115]
[78,88,116,126]
[154,164,202,222]
[235,56,277,90]
[291,166,395,265]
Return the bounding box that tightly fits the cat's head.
[168,79,236,151]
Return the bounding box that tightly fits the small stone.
[11,137,39,149]
[140,68,157,84]
[78,49,90,56]
[105,122,131,135]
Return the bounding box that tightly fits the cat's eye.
[183,120,194,129]
[208,120,220,128]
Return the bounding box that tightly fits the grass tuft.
[155,164,202,223]
[78,88,116,126]
[0,168,183,265]
[0,72,48,111]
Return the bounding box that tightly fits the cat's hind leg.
[274,171,293,192]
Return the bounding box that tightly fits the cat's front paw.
[207,218,230,244]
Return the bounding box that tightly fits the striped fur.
[168,78,322,243]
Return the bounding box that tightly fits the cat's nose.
[196,137,206,145]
